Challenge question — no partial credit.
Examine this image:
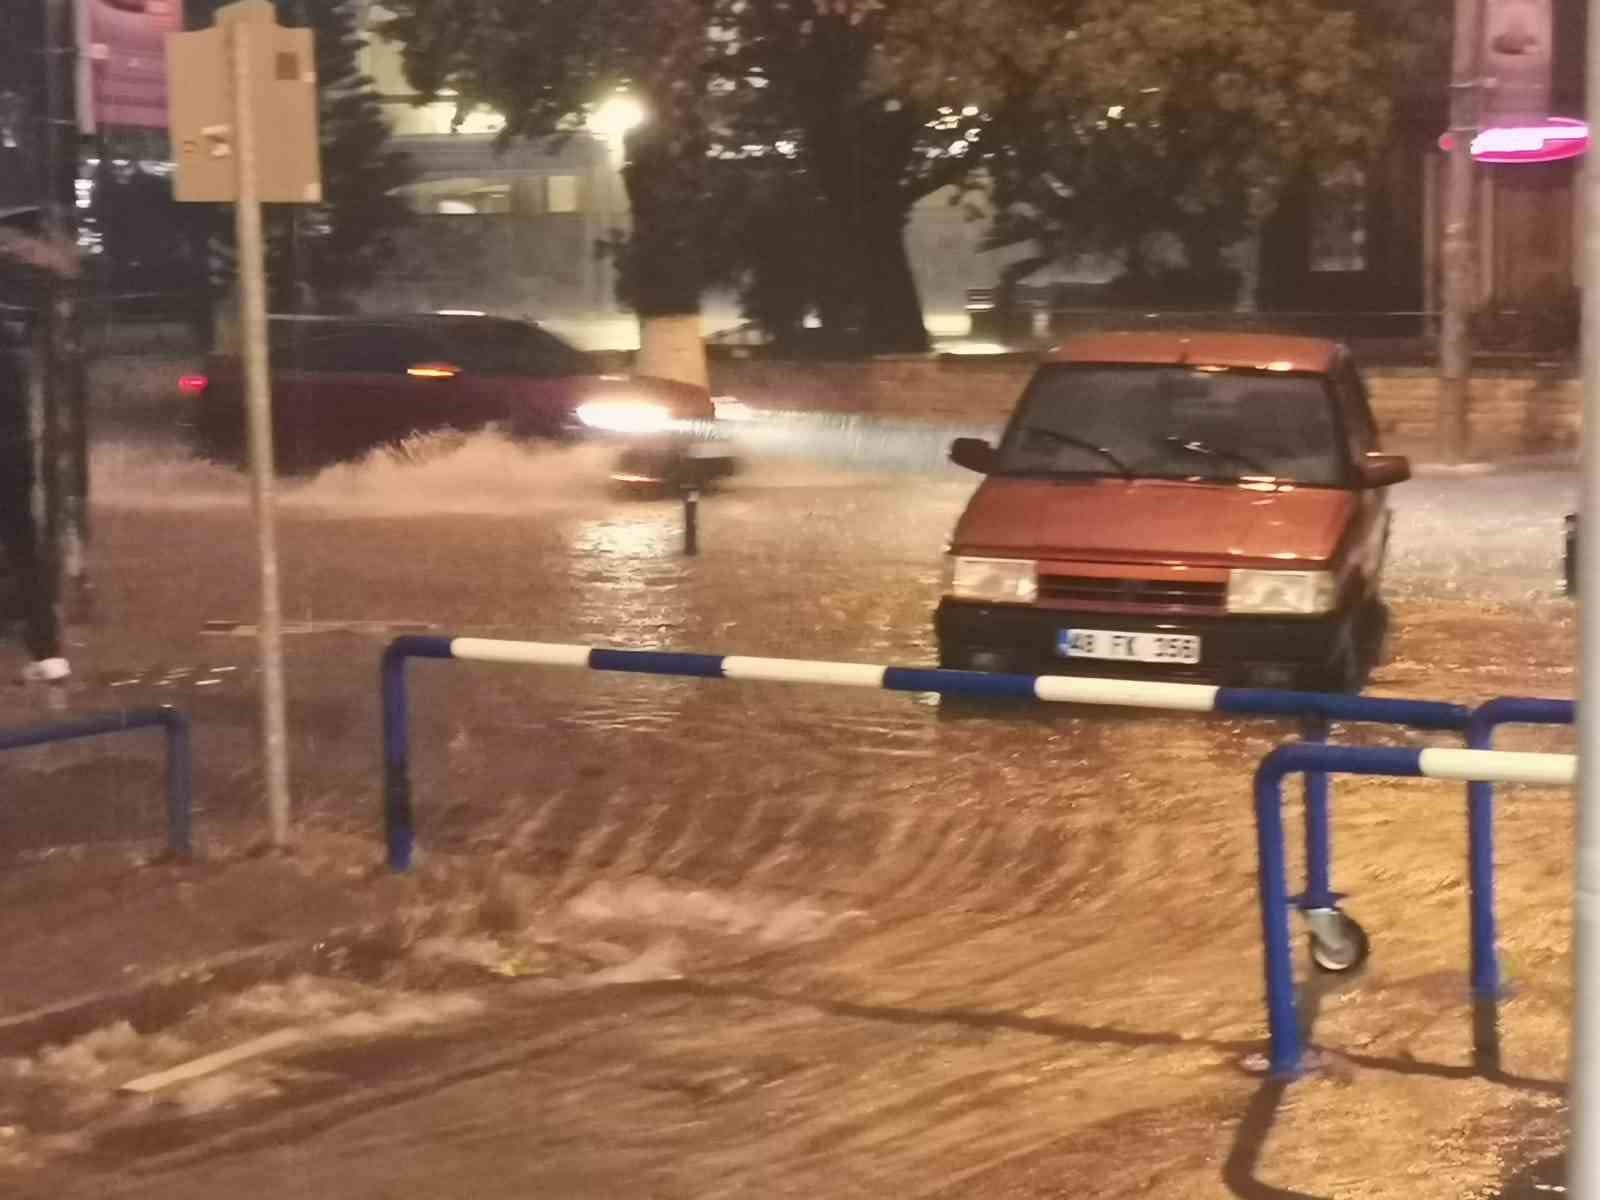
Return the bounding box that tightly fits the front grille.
[1037,575,1226,610]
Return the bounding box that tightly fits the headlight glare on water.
[575,399,676,435]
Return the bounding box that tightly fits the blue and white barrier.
[1254,742,1575,1079]
[1268,696,1573,1035]
[1464,699,1576,998]
[0,707,193,858]
[378,635,1468,871]
[379,636,1576,1082]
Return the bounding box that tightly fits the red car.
[938,332,1409,692]
[183,312,736,486]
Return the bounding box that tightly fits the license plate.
[1058,629,1201,665]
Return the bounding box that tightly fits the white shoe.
[21,657,71,684]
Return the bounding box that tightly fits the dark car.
[183,312,736,486]
[937,331,1409,692]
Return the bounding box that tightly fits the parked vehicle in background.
[182,312,737,487]
[937,331,1410,693]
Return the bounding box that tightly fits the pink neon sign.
[1439,116,1590,164]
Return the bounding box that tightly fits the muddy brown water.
[0,421,1580,1197]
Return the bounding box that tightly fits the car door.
[278,324,457,463]
[444,321,594,438]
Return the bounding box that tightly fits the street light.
[587,93,647,143]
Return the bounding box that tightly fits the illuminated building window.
[546,175,580,214]
[1309,164,1368,273]
[400,178,512,215]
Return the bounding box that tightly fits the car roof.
[1048,331,1341,374]
[266,312,532,333]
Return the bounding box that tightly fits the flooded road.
[0,410,1580,1198]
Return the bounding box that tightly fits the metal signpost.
[166,0,320,848]
[1440,0,1483,466]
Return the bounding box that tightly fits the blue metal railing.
[0,708,194,858]
[378,635,1472,872]
[377,635,1576,1083]
[1464,698,1577,997]
[1254,742,1574,1078]
[1284,698,1574,1018]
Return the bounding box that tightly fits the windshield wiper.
[1162,436,1273,478]
[1019,427,1133,478]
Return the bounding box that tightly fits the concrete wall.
[708,355,1581,460]
[1361,369,1579,458]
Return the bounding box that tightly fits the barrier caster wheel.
[1308,913,1370,973]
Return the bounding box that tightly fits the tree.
[187,0,414,317]
[380,0,1434,353]
[285,0,415,307]
[709,1,1005,354]
[381,0,718,384]
[383,0,1008,358]
[881,0,1437,306]
[697,150,848,350]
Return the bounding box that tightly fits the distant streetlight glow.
[588,94,648,140]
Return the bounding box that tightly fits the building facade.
[1259,0,1584,346]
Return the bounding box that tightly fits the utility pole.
[1572,3,1600,1190]
[39,0,88,621]
[1439,0,1483,466]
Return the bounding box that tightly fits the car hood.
[952,476,1356,568]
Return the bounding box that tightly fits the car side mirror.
[1359,453,1410,488]
[950,437,996,474]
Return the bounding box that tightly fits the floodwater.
[0,409,1581,1198]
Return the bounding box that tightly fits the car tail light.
[178,374,209,395]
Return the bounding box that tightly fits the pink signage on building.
[77,0,184,132]
[1471,117,1590,164]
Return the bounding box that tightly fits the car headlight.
[1226,569,1337,615]
[575,399,676,434]
[944,556,1038,603]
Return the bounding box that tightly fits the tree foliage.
[383,0,1008,352]
[187,0,414,312]
[383,0,1441,343]
[707,1,1003,352]
[882,0,1443,303]
[382,0,716,319]
[293,0,415,305]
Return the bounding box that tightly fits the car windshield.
[265,319,592,377]
[434,320,592,376]
[268,323,439,372]
[995,364,1346,486]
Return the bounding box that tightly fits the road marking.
[120,1027,308,1095]
[203,620,440,637]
